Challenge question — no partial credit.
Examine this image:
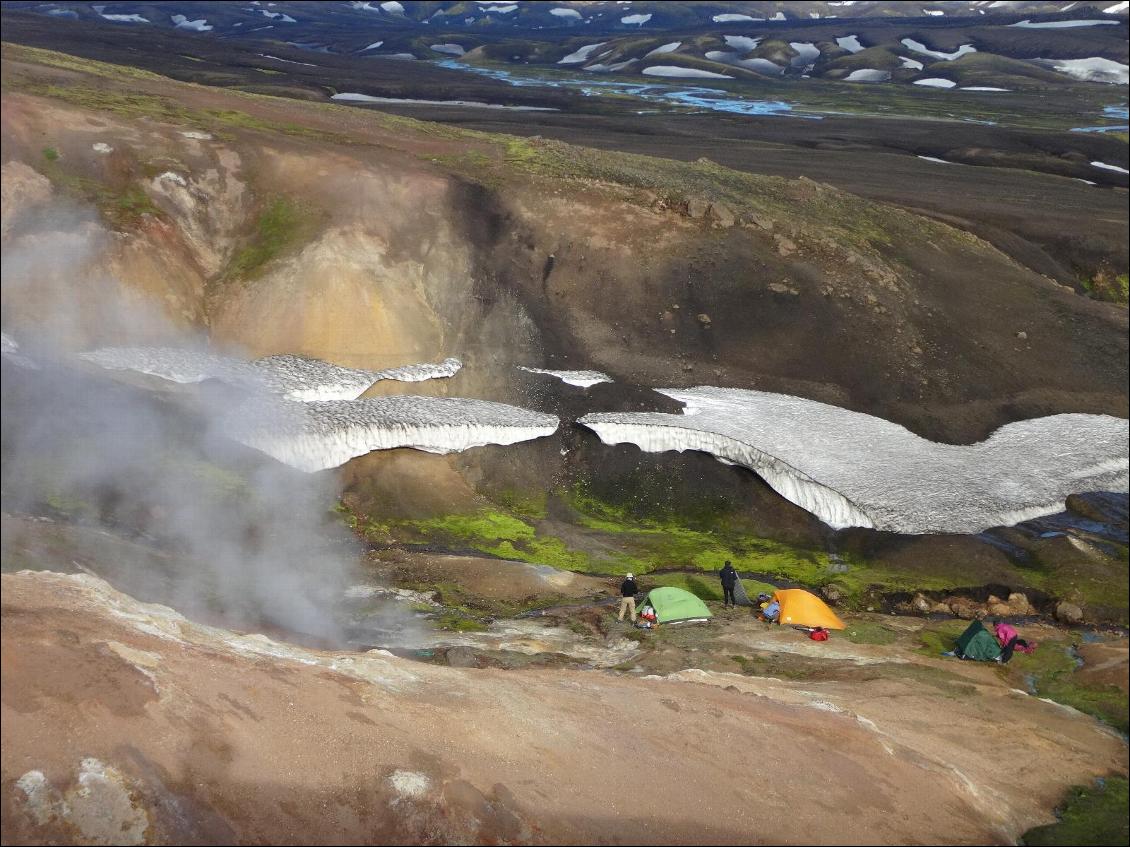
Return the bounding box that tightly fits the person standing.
[719,560,738,608]
[618,573,639,622]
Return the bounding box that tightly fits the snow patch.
[1103,0,1128,12]
[899,56,925,70]
[78,346,464,401]
[845,69,890,82]
[551,8,583,19]
[914,77,957,88]
[713,14,759,23]
[622,13,651,25]
[430,43,465,56]
[643,66,733,79]
[92,142,114,154]
[962,86,1010,91]
[645,41,682,57]
[578,386,1128,535]
[259,54,318,66]
[157,171,188,186]
[1011,18,1118,27]
[171,14,212,31]
[100,13,149,23]
[360,41,384,51]
[517,366,612,388]
[723,35,760,52]
[559,42,606,64]
[225,395,559,472]
[381,0,405,11]
[918,155,955,163]
[1043,57,1129,84]
[1092,160,1130,173]
[180,130,213,140]
[836,35,864,53]
[901,39,976,61]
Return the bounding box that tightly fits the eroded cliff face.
[1,46,1126,538]
[2,570,1126,846]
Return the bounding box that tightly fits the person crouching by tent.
[617,573,640,622]
[992,619,1037,663]
[760,596,781,623]
[719,560,738,608]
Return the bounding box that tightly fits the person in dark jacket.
[719,560,738,608]
[618,573,639,621]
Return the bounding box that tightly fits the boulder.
[686,196,710,219]
[821,584,846,604]
[908,592,933,614]
[1006,593,1032,616]
[1055,601,1084,625]
[948,598,984,620]
[444,646,480,668]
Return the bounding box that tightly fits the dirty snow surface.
[914,78,957,88]
[78,347,462,401]
[1044,57,1129,84]
[578,387,1129,534]
[226,396,559,472]
[517,367,612,387]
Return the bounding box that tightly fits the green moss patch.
[224,196,321,282]
[1022,776,1129,847]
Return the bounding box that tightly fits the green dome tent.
[638,587,713,625]
[955,620,1002,662]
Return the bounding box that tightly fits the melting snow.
[918,155,955,163]
[360,41,384,51]
[622,13,652,25]
[578,387,1130,535]
[962,86,1010,91]
[1103,1,1129,11]
[1092,160,1130,173]
[480,4,518,12]
[78,347,463,401]
[381,0,405,11]
[430,43,466,56]
[899,56,925,70]
[901,39,976,61]
[252,8,296,22]
[845,69,890,82]
[551,8,583,19]
[713,14,759,23]
[836,35,864,53]
[559,42,607,64]
[1011,18,1118,27]
[924,9,945,14]
[789,42,821,66]
[645,41,682,57]
[517,366,612,388]
[157,171,188,186]
[643,66,734,79]
[171,14,212,31]
[914,78,958,88]
[259,54,318,66]
[225,395,559,472]
[92,142,114,154]
[101,13,149,23]
[1043,57,1129,85]
[723,35,761,52]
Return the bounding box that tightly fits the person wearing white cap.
[618,573,639,622]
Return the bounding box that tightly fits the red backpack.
[810,627,829,642]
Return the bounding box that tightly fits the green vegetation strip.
[1022,776,1129,847]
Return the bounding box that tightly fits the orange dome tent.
[773,589,845,630]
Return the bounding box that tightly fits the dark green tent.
[955,620,1002,662]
